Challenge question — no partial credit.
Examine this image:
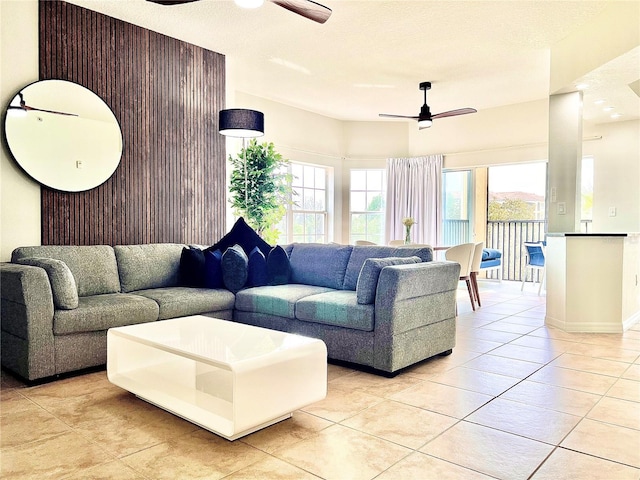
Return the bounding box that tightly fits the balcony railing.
[445,218,593,282]
[486,220,545,282]
[443,219,471,246]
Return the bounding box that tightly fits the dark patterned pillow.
[267,245,291,285]
[179,246,206,287]
[222,244,249,293]
[356,256,421,304]
[247,246,267,287]
[207,217,272,258]
[203,249,223,289]
[17,257,79,309]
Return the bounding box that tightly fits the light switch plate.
[609,207,617,217]
[557,202,566,215]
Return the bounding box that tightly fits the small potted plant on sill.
[229,139,294,244]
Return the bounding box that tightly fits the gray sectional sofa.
[0,242,460,382]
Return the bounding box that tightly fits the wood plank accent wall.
[39,0,227,246]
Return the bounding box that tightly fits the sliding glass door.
[442,170,472,245]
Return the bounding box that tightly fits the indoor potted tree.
[229,139,293,244]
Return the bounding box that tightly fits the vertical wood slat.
[39,0,226,246]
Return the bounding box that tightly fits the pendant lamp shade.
[219,108,264,138]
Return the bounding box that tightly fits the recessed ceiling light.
[235,0,264,8]
[576,83,588,90]
[611,113,622,119]
[594,99,606,105]
[603,106,615,112]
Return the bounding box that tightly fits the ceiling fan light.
[418,119,432,128]
[235,0,264,8]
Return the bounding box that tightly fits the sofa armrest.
[374,261,461,337]
[1,263,56,380]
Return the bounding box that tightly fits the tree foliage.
[488,199,536,221]
[229,140,293,244]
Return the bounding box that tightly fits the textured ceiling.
[66,0,638,125]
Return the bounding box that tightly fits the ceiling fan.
[146,0,332,24]
[7,92,78,117]
[379,82,476,129]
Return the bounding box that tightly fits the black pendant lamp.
[219,108,264,138]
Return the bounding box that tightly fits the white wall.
[584,119,640,232]
[0,0,40,261]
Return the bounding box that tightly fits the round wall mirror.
[4,79,123,192]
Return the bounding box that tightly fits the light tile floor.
[2,281,640,479]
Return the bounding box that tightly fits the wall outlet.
[557,202,566,215]
[608,207,617,217]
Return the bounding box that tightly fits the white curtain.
[385,155,443,246]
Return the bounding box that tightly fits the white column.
[547,92,583,233]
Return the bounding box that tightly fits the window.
[443,170,472,245]
[275,163,328,244]
[349,169,386,245]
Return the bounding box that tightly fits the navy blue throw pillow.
[267,245,291,286]
[247,246,268,287]
[221,244,249,293]
[207,217,272,258]
[203,249,223,289]
[180,246,206,287]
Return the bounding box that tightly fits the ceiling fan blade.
[269,0,332,24]
[432,108,477,119]
[8,105,79,117]
[379,113,419,120]
[146,0,199,5]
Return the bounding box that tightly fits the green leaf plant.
[229,139,295,244]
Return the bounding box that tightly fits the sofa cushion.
[53,293,159,335]
[342,245,433,290]
[267,245,291,285]
[342,245,396,290]
[204,249,223,289]
[135,287,235,320]
[12,245,120,297]
[179,246,206,287]
[247,247,267,287]
[235,284,333,319]
[289,243,353,289]
[207,217,272,258]
[296,290,375,332]
[222,244,248,293]
[482,248,502,261]
[16,257,79,310]
[480,259,501,268]
[356,256,422,304]
[114,243,184,293]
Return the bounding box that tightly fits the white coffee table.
[107,315,327,440]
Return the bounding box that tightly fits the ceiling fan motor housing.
[419,103,432,121]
